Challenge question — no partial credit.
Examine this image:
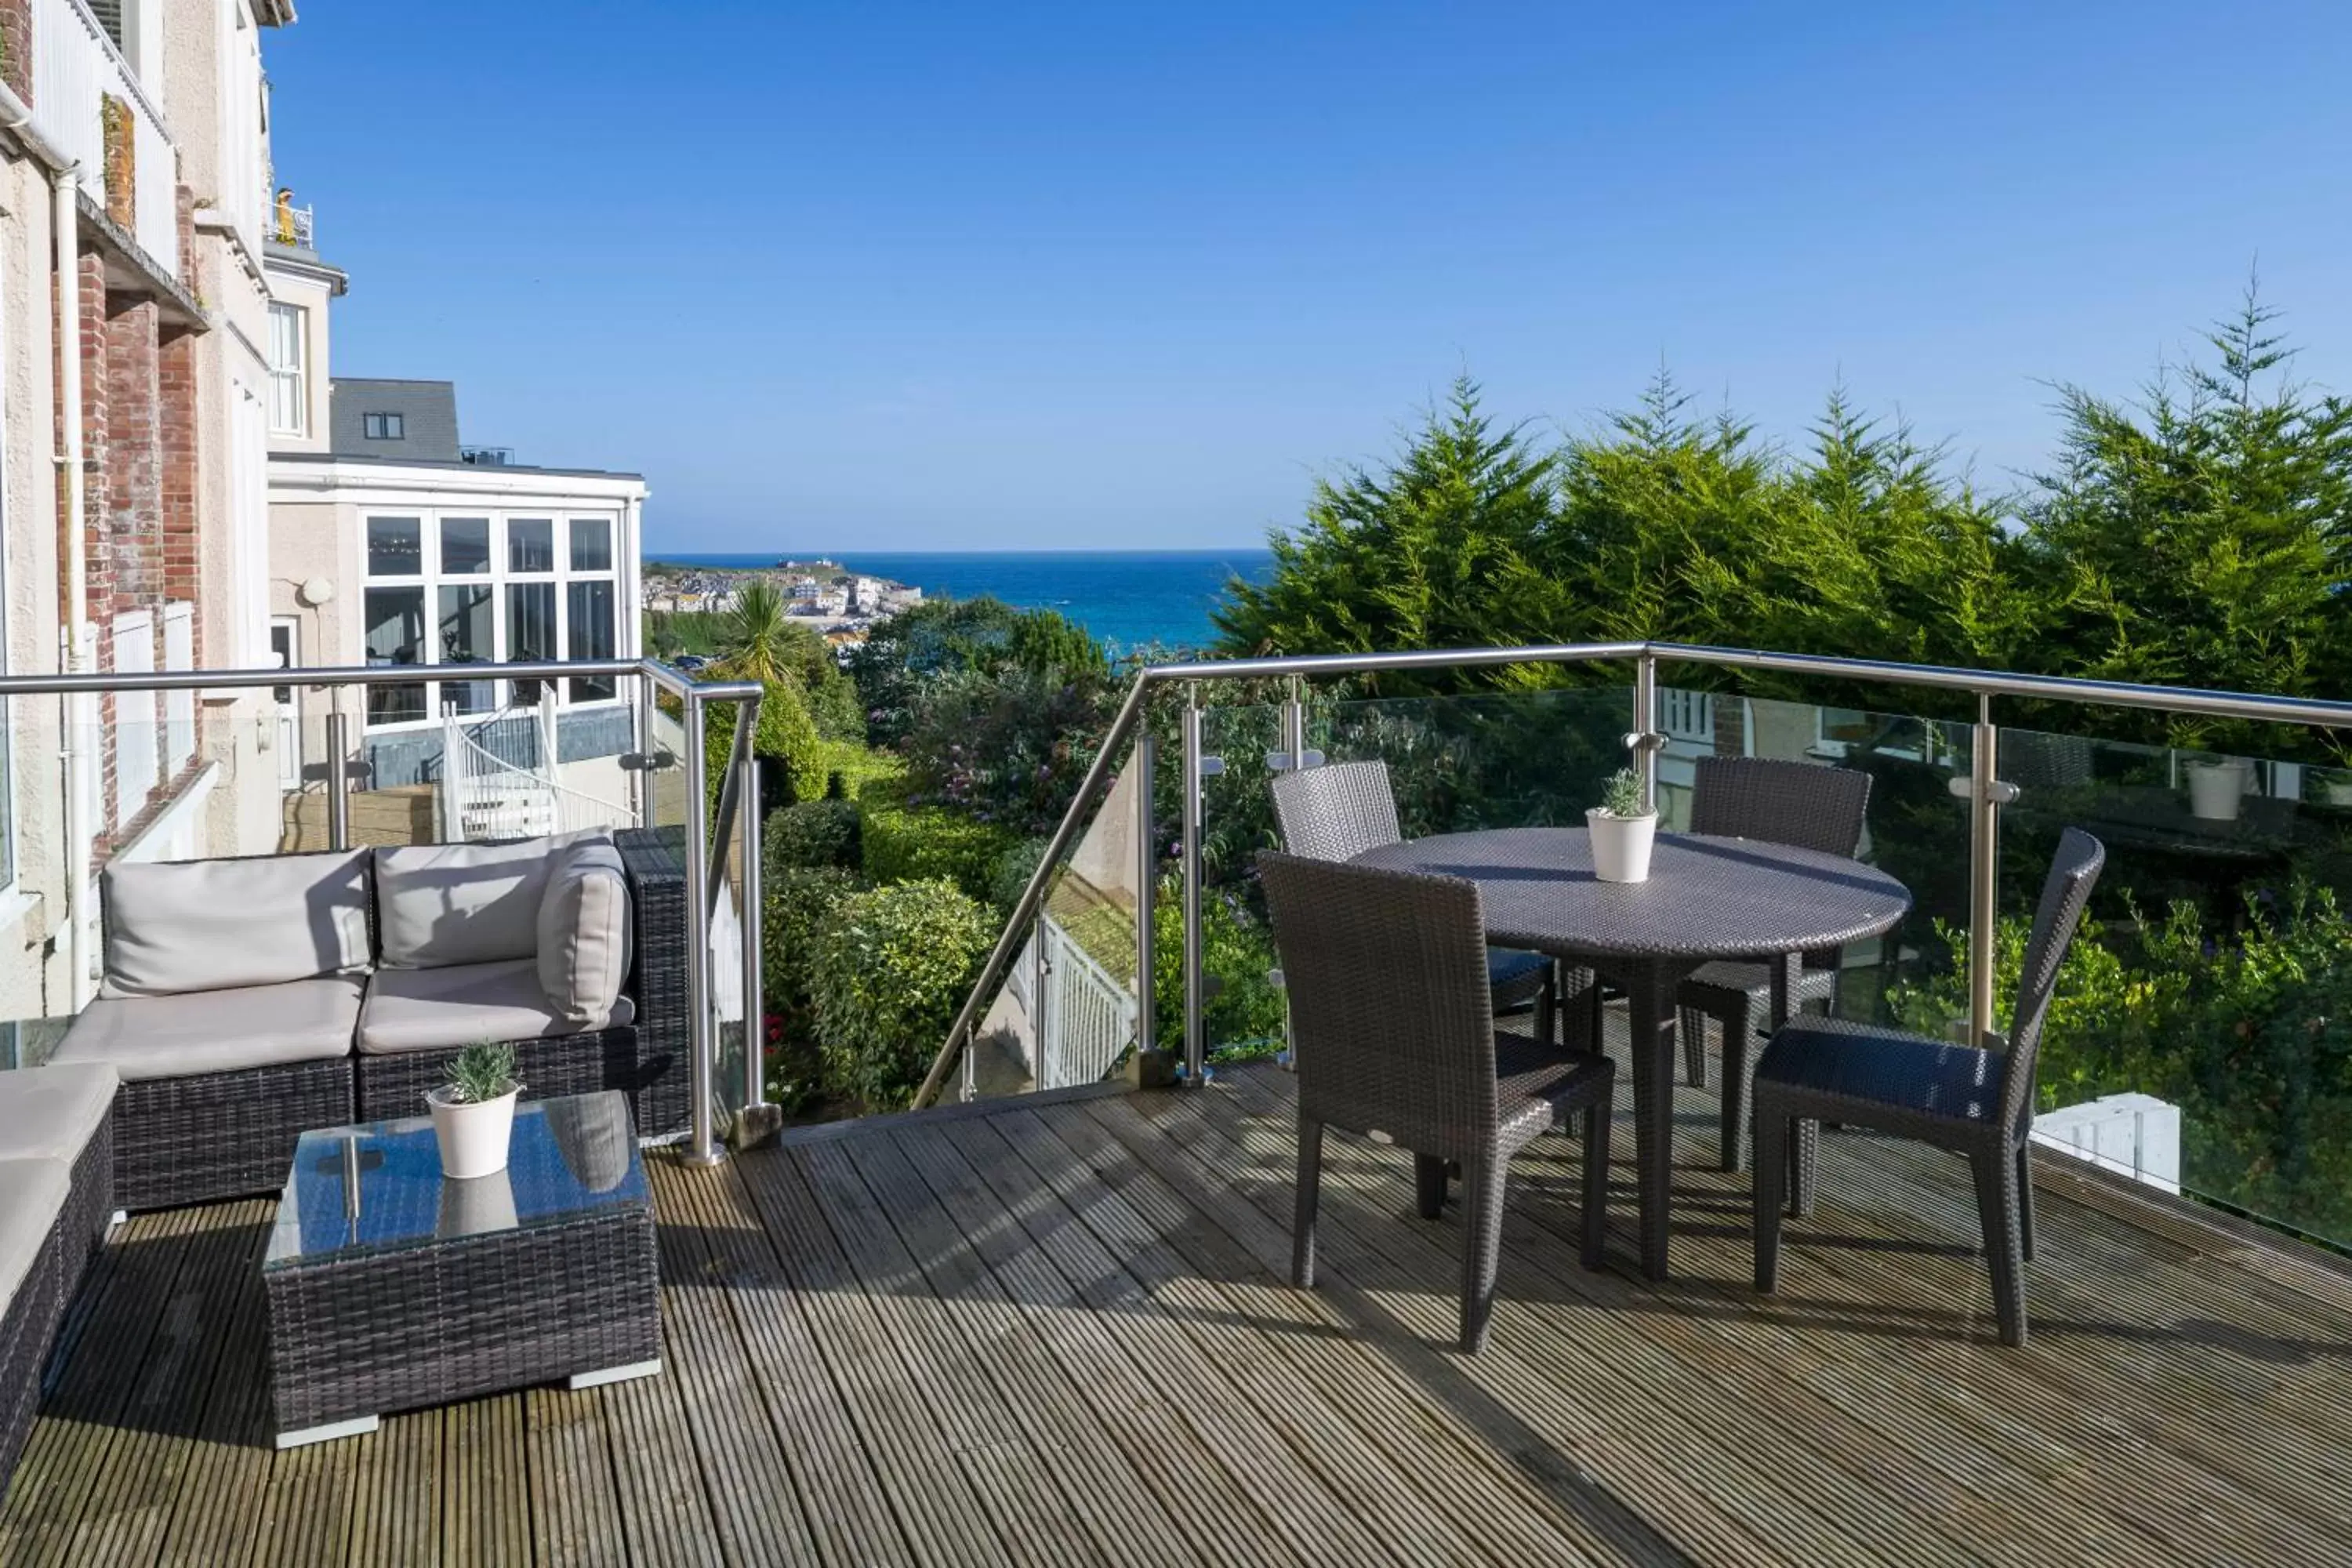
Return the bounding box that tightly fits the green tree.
[2013,285,2352,750]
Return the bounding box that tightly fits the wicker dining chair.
[1751,828,2105,1347]
[1676,755,1873,1171]
[1270,760,1592,1048]
[1258,851,1615,1353]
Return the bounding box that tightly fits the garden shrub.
[898,664,1116,837]
[703,676,825,818]
[769,799,862,872]
[1889,884,2352,1242]
[1150,870,1289,1058]
[860,782,1020,902]
[811,878,994,1108]
[758,862,864,1110]
[987,837,1051,913]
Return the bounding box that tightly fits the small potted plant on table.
[427,1042,522,1180]
[1588,767,1657,884]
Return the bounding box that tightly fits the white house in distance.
[261,223,646,818]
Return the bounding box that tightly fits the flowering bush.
[898,665,1116,838]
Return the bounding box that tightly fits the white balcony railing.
[31,0,180,276]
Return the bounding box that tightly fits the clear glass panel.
[435,584,495,716]
[2001,722,2352,1247]
[363,586,426,727]
[365,515,421,577]
[957,735,1150,1101]
[439,517,490,575]
[567,580,616,702]
[506,582,556,706]
[507,518,554,574]
[1737,695,1975,1031]
[569,517,613,573]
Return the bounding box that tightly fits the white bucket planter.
[2324,778,2352,808]
[2184,760,2248,822]
[1588,808,1658,884]
[427,1087,520,1180]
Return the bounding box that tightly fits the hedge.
[757,862,864,1110]
[811,877,993,1109]
[702,676,825,820]
[768,799,862,872]
[859,782,1020,903]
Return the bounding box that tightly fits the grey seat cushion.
[358,960,636,1057]
[0,1063,120,1163]
[374,829,609,970]
[536,839,633,1028]
[53,976,365,1081]
[0,1157,70,1312]
[100,849,372,998]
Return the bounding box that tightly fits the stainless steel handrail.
[914,637,2352,1109]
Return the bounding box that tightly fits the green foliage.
[441,1041,518,1103]
[898,664,1117,837]
[1890,886,2352,1240]
[2012,287,2352,751]
[848,596,1107,745]
[768,798,862,872]
[859,782,1022,901]
[1149,872,1289,1055]
[988,837,1052,913]
[811,878,994,1109]
[758,862,865,1110]
[702,677,826,818]
[1598,768,1646,818]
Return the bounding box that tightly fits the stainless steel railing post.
[677,690,724,1168]
[1968,695,2002,1049]
[1632,652,1661,812]
[1280,674,1306,769]
[1131,732,1156,1065]
[1181,689,1207,1086]
[325,708,351,851]
[633,672,659,828]
[735,710,779,1147]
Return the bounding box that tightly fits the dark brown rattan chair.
[1675,755,1873,1171]
[1751,828,2106,1347]
[1269,760,1592,1048]
[1258,851,1615,1354]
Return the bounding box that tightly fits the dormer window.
[363,412,405,441]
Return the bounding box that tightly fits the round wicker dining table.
[1352,826,1911,1279]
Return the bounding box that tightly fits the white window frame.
[267,302,307,436]
[111,612,158,825]
[359,509,626,733]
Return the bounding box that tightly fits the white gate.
[1033,914,1138,1091]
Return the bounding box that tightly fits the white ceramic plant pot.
[2324,778,2352,808]
[2185,760,2247,822]
[427,1087,519,1180]
[1587,807,1658,884]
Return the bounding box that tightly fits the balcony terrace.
[6,1046,2350,1564]
[1,647,2349,1564]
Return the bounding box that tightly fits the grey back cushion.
[100,849,372,998]
[375,829,610,970]
[536,839,633,1027]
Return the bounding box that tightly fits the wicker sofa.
[0,1063,117,1488]
[51,826,688,1213]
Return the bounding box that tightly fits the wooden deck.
[7,1057,2352,1566]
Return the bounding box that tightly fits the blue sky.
[267,2,2352,552]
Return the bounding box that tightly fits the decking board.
[7,1052,2351,1566]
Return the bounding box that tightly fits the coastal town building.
[263,234,647,804]
[0,0,297,1018]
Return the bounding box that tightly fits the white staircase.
[437,702,631,843]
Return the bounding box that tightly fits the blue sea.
[651,549,1276,653]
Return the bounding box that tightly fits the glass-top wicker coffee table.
[263,1090,660,1448]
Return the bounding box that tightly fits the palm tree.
[719,579,793,685]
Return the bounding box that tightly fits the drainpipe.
[0,64,96,1008]
[54,167,95,1007]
